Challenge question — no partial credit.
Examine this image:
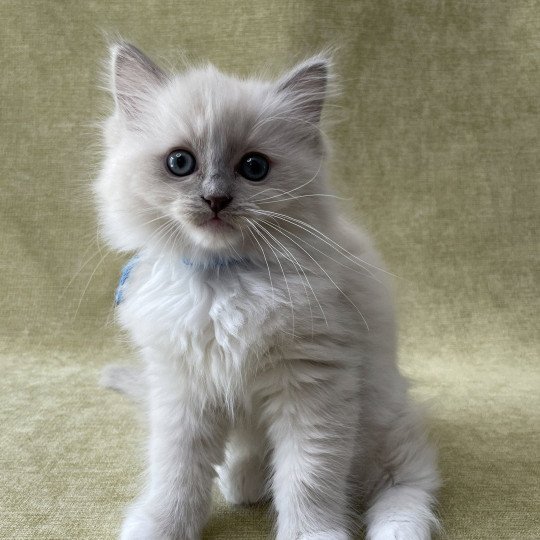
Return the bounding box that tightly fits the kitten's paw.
[366,521,431,540]
[120,508,171,540]
[121,504,201,540]
[216,455,268,505]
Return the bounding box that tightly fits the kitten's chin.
[185,218,243,251]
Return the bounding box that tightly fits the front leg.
[121,364,228,540]
[262,362,360,540]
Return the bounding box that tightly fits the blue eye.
[166,150,196,177]
[238,153,269,181]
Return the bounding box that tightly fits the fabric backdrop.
[1,1,538,538]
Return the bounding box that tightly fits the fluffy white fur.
[96,42,440,540]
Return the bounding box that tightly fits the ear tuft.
[110,41,167,120]
[276,55,331,123]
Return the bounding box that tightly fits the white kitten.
[97,42,440,540]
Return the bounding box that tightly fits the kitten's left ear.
[110,41,168,121]
[276,55,331,124]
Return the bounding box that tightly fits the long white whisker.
[259,216,385,286]
[255,193,346,204]
[62,239,103,298]
[253,209,397,278]
[258,217,369,331]
[257,220,327,333]
[243,219,275,306]
[253,209,377,279]
[146,218,178,249]
[246,218,295,337]
[72,216,177,320]
[256,221,315,334]
[225,235,246,266]
[161,218,182,256]
[246,186,291,201]
[72,248,110,321]
[169,220,186,257]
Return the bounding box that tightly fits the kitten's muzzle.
[201,195,233,214]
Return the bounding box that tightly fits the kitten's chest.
[118,261,286,370]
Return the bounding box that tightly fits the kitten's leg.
[121,367,228,540]
[262,363,359,540]
[365,405,440,540]
[216,416,270,505]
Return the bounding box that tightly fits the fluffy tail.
[100,363,147,403]
[365,407,441,540]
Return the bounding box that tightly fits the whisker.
[257,216,370,331]
[256,220,327,333]
[245,186,291,201]
[253,209,377,279]
[225,234,246,266]
[251,157,324,203]
[259,216,385,286]
[246,218,296,337]
[243,220,275,306]
[69,213,178,320]
[254,193,347,204]
[256,222,314,331]
[72,247,111,321]
[61,237,103,298]
[252,209,397,278]
[160,217,182,255]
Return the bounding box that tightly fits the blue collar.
[114,256,140,305]
[115,254,250,305]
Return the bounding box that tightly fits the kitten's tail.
[365,406,441,540]
[100,363,146,403]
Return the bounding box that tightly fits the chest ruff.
[114,256,294,397]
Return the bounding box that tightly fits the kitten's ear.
[276,55,330,124]
[109,41,167,120]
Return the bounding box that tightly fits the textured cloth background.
[1,1,538,538]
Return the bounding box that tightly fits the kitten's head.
[95,42,333,262]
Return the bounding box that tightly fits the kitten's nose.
[202,195,233,214]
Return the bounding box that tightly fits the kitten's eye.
[166,150,196,177]
[238,153,269,182]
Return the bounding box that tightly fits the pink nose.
[201,196,233,213]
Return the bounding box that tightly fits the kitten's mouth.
[201,215,234,231]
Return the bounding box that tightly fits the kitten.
[97,41,440,540]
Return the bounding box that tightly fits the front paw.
[120,507,170,540]
[120,506,176,540]
[121,505,196,540]
[120,502,202,540]
[366,521,430,540]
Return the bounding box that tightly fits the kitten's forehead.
[180,66,260,111]
[162,66,269,154]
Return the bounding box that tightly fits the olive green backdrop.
[1,1,538,538]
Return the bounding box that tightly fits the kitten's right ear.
[110,41,167,121]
